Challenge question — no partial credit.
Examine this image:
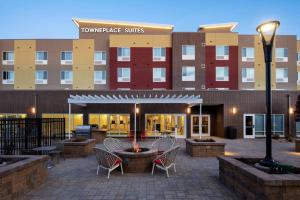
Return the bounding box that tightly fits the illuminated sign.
[81,27,145,33]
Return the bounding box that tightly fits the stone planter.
[218,156,300,200]
[91,130,107,143]
[64,139,96,157]
[0,155,48,200]
[296,139,300,152]
[185,138,225,157]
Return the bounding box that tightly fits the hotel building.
[0,18,299,139]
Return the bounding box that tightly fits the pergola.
[67,93,203,141]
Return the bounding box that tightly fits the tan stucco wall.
[109,35,172,47]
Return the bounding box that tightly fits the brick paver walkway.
[21,138,299,200]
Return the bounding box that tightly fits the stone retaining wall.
[64,139,96,157]
[185,139,225,157]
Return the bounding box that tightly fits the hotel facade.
[0,18,299,139]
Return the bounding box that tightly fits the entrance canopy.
[68,94,203,105]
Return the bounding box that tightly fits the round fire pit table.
[115,147,158,173]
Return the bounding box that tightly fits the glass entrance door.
[243,114,255,138]
[191,115,210,137]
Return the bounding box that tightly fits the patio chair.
[150,136,176,154]
[103,138,123,152]
[49,140,65,164]
[93,147,123,179]
[151,145,180,178]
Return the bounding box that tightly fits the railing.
[0,118,65,155]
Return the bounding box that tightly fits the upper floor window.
[153,68,166,82]
[2,71,14,84]
[61,51,73,65]
[216,66,229,81]
[94,51,106,65]
[242,47,254,62]
[153,48,166,61]
[182,45,195,60]
[117,48,130,61]
[35,70,48,84]
[182,66,195,81]
[297,52,300,65]
[242,68,255,82]
[276,68,288,83]
[117,67,130,82]
[2,51,14,65]
[275,48,288,62]
[35,51,48,65]
[216,46,229,60]
[297,72,300,85]
[94,71,106,84]
[60,70,73,84]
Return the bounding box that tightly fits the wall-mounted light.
[289,107,294,114]
[31,107,36,115]
[232,107,237,115]
[135,107,140,114]
[187,107,191,114]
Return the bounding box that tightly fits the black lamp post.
[256,20,280,167]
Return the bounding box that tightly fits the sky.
[0,0,299,39]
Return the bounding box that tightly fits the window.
[153,48,166,61]
[216,67,229,81]
[117,48,130,61]
[153,68,166,82]
[254,114,284,137]
[276,48,288,62]
[2,51,14,65]
[2,71,14,84]
[297,53,300,65]
[242,48,254,62]
[61,51,73,65]
[276,68,288,83]
[94,51,106,65]
[182,66,195,81]
[94,71,106,84]
[60,71,73,84]
[35,70,48,84]
[242,68,255,82]
[296,121,300,137]
[117,68,130,82]
[298,72,300,85]
[216,46,229,60]
[182,45,195,60]
[35,51,48,65]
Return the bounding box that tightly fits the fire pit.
[115,142,157,173]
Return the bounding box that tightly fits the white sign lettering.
[81,27,145,34]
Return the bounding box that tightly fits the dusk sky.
[0,0,299,39]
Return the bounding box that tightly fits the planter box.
[91,130,107,143]
[185,138,225,157]
[64,139,96,157]
[0,155,48,200]
[296,139,300,152]
[218,156,300,200]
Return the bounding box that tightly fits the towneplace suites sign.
[81,27,145,34]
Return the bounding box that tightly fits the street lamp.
[256,20,280,167]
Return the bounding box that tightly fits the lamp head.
[256,20,280,44]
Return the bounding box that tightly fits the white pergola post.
[199,103,202,139]
[68,103,71,139]
[134,103,137,144]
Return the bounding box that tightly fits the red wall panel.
[109,47,172,90]
[205,46,238,90]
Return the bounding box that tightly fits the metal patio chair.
[93,147,123,179]
[103,138,123,152]
[150,136,176,154]
[151,145,180,178]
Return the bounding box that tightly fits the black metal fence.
[0,118,65,155]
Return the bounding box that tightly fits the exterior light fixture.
[187,107,191,114]
[31,106,36,115]
[135,107,140,114]
[289,107,294,114]
[232,107,237,114]
[256,20,280,167]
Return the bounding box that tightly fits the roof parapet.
[198,22,238,32]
